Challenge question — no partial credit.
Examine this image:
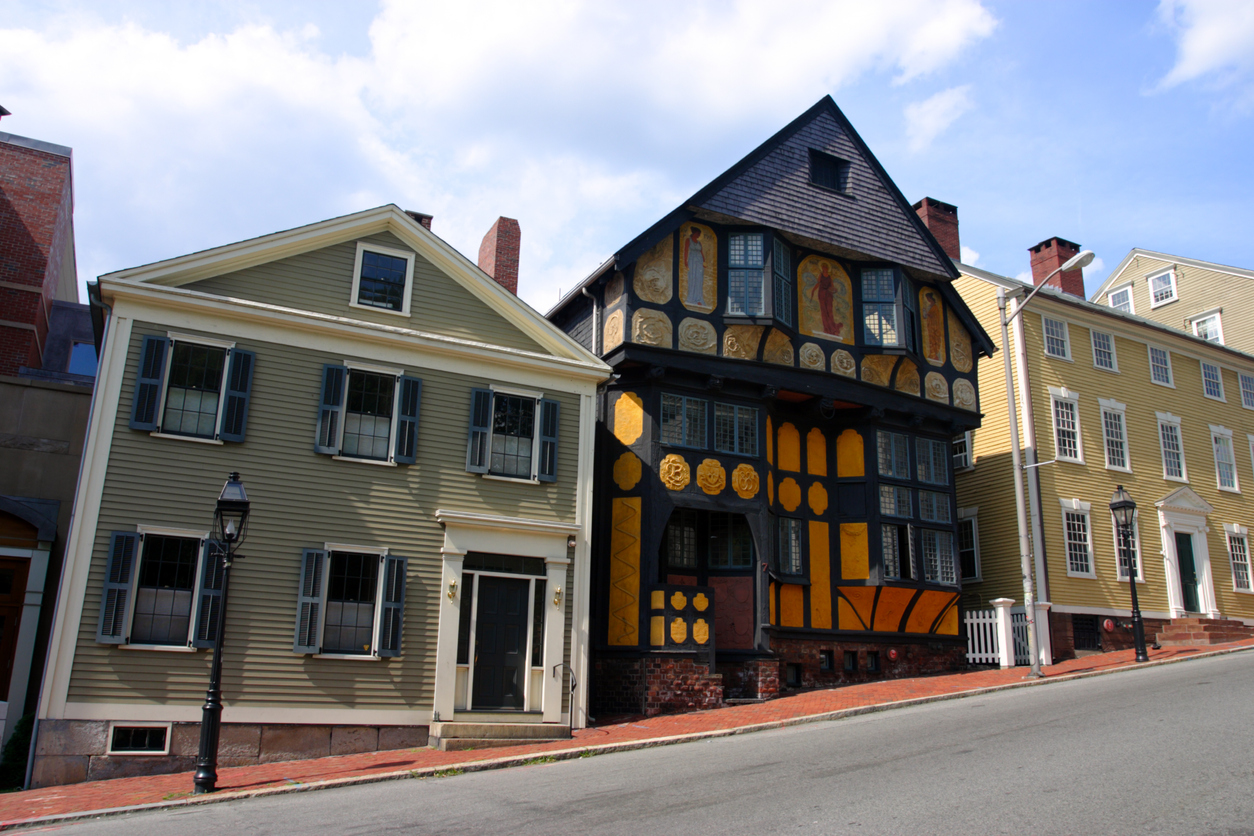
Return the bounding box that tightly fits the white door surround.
[1155,487,1220,619]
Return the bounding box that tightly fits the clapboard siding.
[188,231,543,353]
[67,320,582,708]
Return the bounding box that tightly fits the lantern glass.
[214,472,250,545]
[1109,485,1136,529]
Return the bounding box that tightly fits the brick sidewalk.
[4,640,1251,830]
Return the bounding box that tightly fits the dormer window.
[809,149,850,193]
[727,233,765,315]
[861,267,916,351]
[350,242,415,317]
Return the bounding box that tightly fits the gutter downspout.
[581,287,599,355]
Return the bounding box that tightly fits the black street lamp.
[193,472,250,794]
[1109,485,1149,663]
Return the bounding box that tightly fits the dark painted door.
[1175,532,1201,613]
[0,559,29,698]
[473,576,530,710]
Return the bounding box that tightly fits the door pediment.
[1155,486,1214,516]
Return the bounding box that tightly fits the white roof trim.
[1093,248,1254,301]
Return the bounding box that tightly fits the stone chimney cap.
[1030,236,1080,254]
[912,196,957,215]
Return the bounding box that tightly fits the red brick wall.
[1029,236,1085,297]
[912,197,960,261]
[477,216,520,295]
[593,656,723,717]
[767,635,967,691]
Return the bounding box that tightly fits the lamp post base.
[193,693,222,794]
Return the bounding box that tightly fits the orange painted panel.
[836,428,864,478]
[838,598,860,631]
[937,600,960,635]
[809,521,831,629]
[778,422,801,472]
[905,590,955,634]
[839,523,869,580]
[839,586,875,630]
[806,427,827,476]
[873,587,915,632]
[778,477,801,512]
[780,583,805,627]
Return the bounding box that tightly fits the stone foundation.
[592,655,723,717]
[30,720,429,788]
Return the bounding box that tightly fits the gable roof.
[1092,248,1254,302]
[100,205,605,367]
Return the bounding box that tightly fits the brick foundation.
[766,635,967,691]
[593,655,723,717]
[1049,611,1171,661]
[30,720,429,788]
[718,658,780,700]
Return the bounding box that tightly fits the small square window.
[866,651,881,673]
[351,243,415,316]
[714,403,758,456]
[809,149,851,192]
[1108,285,1133,313]
[819,649,834,671]
[785,663,803,688]
[661,394,707,449]
[879,485,912,518]
[108,724,170,755]
[1193,313,1223,344]
[844,650,858,672]
[1149,269,1177,307]
[920,491,951,523]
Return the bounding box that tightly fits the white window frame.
[330,360,406,467]
[1223,523,1252,593]
[1148,268,1178,308]
[957,508,980,583]
[953,431,974,472]
[1098,397,1131,473]
[1200,361,1226,402]
[349,241,416,318]
[1090,330,1118,372]
[121,525,212,651]
[481,383,549,483]
[1110,509,1144,583]
[1107,282,1134,314]
[1041,316,1072,360]
[1060,498,1096,579]
[1157,411,1188,483]
[1049,386,1084,464]
[1191,309,1224,344]
[1210,424,1240,493]
[150,332,238,445]
[1240,374,1254,411]
[106,722,174,756]
[312,543,391,660]
[1148,345,1174,388]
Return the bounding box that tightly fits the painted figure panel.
[798,256,853,344]
[680,223,717,313]
[919,286,945,366]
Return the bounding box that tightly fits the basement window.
[809,149,851,193]
[108,723,171,755]
[820,649,834,671]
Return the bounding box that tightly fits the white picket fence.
[965,601,1044,667]
[964,608,1002,665]
[1010,608,1032,666]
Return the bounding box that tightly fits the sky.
[3,0,1254,313]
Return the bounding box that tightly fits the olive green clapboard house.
[32,206,609,786]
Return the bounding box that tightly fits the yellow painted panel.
[766,416,773,465]
[613,451,642,491]
[905,590,954,634]
[769,581,776,624]
[670,591,688,610]
[778,422,801,472]
[808,482,828,515]
[608,497,641,646]
[806,427,827,476]
[836,429,864,478]
[839,523,869,579]
[694,618,709,644]
[650,589,664,610]
[780,584,805,627]
[694,592,709,611]
[809,521,832,629]
[838,598,858,631]
[779,477,801,512]
[839,586,875,630]
[613,392,644,445]
[670,618,688,643]
[937,602,959,635]
[873,587,915,632]
[650,616,664,646]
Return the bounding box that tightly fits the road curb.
[6,642,1251,832]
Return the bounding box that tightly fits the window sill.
[1066,571,1098,580]
[1233,588,1254,595]
[349,300,411,318]
[1149,297,1178,310]
[1163,475,1190,484]
[1094,365,1120,374]
[1218,486,1242,494]
[1204,395,1227,403]
[1056,457,1086,465]
[954,466,976,474]
[120,644,198,652]
[332,455,397,467]
[1044,353,1073,363]
[1151,379,1176,389]
[149,432,223,446]
[1104,464,1133,474]
[961,575,982,584]
[1117,577,1146,584]
[482,474,541,485]
[314,653,383,661]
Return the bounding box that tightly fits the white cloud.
[1157,0,1254,108]
[1082,256,1105,277]
[904,85,975,152]
[1014,270,1033,284]
[960,245,980,266]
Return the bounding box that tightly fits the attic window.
[350,242,415,317]
[809,149,850,193]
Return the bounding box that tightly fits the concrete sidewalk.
[4,640,1252,831]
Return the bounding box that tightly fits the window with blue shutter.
[192,540,226,649]
[129,336,169,431]
[315,365,347,455]
[97,532,138,644]
[466,388,492,473]
[394,376,423,465]
[293,549,326,654]
[218,350,255,443]
[378,555,406,657]
[538,398,560,483]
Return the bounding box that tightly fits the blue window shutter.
[218,349,255,443]
[465,388,492,473]
[315,365,347,455]
[538,398,560,483]
[378,555,406,657]
[293,549,326,654]
[129,336,169,431]
[394,376,423,465]
[97,532,138,644]
[192,540,226,649]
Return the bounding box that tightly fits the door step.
[429,721,570,752]
[1155,617,1254,646]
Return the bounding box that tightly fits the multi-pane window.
[1114,515,1140,581]
[1043,317,1070,359]
[1212,427,1238,491]
[1063,508,1093,576]
[882,524,912,580]
[1108,286,1133,313]
[1159,415,1186,480]
[921,529,955,585]
[1193,313,1223,344]
[465,389,558,481]
[714,403,758,456]
[664,509,698,570]
[131,535,200,645]
[709,513,755,569]
[1101,402,1129,471]
[323,552,378,655]
[342,371,395,460]
[727,233,765,315]
[661,394,707,448]
[1052,396,1081,461]
[490,395,536,478]
[162,343,226,438]
[919,490,951,523]
[862,268,899,347]
[1149,270,1177,306]
[1149,347,1173,385]
[917,438,949,485]
[293,548,405,657]
[1091,331,1117,371]
[952,431,972,470]
[132,334,253,443]
[958,516,979,581]
[778,518,803,575]
[356,251,409,312]
[878,431,910,479]
[1241,374,1254,409]
[1202,362,1225,400]
[663,510,755,572]
[1228,532,1251,592]
[773,239,793,327]
[879,485,911,517]
[317,365,422,465]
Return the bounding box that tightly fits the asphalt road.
[32,652,1254,836]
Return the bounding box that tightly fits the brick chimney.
[912,197,960,261]
[405,210,432,230]
[478,217,520,295]
[1029,236,1085,296]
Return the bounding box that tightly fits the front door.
[472,576,530,710]
[0,559,30,699]
[1175,532,1201,613]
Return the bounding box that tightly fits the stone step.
[430,721,570,743]
[437,737,561,752]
